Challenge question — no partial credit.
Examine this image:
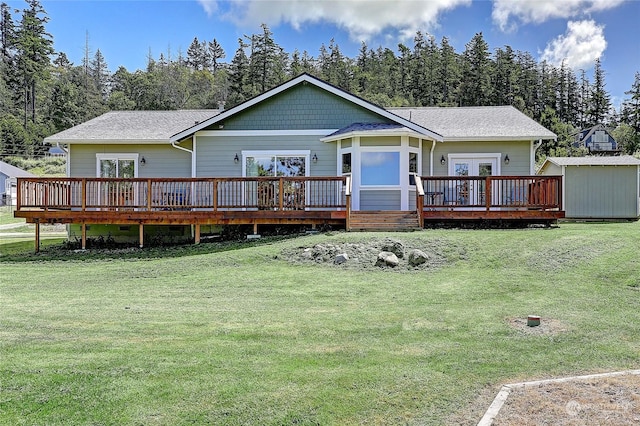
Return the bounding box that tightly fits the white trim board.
[197,129,337,137]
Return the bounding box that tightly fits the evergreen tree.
[90,49,110,100]
[228,37,250,106]
[620,71,640,153]
[207,38,225,72]
[1,2,17,60]
[458,32,492,106]
[492,46,517,106]
[247,24,287,94]
[437,36,459,106]
[14,0,53,126]
[588,57,611,125]
[186,37,208,70]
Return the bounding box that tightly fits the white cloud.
[492,0,625,31]
[541,20,607,69]
[197,0,219,17]
[201,0,471,42]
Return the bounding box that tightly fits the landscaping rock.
[382,239,405,258]
[334,253,349,264]
[376,251,399,267]
[408,249,429,266]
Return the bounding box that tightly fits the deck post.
[34,220,40,253]
[485,177,492,211]
[194,224,201,244]
[81,223,87,250]
[139,223,144,248]
[16,178,21,210]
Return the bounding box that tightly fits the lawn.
[1,223,639,425]
[0,206,23,226]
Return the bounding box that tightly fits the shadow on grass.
[0,230,331,263]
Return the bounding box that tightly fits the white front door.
[449,155,499,206]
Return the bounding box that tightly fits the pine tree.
[620,71,640,153]
[458,32,492,106]
[14,0,53,126]
[208,38,225,73]
[437,36,459,106]
[577,69,590,129]
[588,57,611,125]
[228,37,250,106]
[186,37,208,70]
[90,49,110,100]
[492,46,517,106]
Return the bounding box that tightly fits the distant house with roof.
[539,156,640,220]
[1,161,35,206]
[572,123,620,154]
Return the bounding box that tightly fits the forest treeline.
[1,1,639,161]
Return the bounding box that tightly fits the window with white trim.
[96,154,138,178]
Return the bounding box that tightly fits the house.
[15,73,563,249]
[0,161,35,207]
[572,123,620,154]
[538,156,640,220]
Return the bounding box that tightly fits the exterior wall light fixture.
[440,155,446,165]
[504,154,510,165]
[234,153,239,163]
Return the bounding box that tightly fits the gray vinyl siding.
[69,143,192,178]
[214,84,392,131]
[196,134,337,178]
[424,140,531,176]
[563,166,639,219]
[360,190,401,210]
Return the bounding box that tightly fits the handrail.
[419,175,563,211]
[16,176,348,212]
[414,174,425,196]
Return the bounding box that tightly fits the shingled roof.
[0,161,35,178]
[44,110,220,144]
[388,106,556,141]
[542,156,640,167]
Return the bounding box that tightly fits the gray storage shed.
[538,156,640,220]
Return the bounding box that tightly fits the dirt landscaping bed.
[493,372,640,425]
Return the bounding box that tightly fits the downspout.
[171,137,195,178]
[56,142,70,177]
[171,136,196,240]
[532,138,544,175]
[429,139,437,176]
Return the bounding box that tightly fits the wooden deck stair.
[349,211,422,231]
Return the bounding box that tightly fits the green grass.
[1,223,640,425]
[0,206,24,226]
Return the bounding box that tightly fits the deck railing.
[418,175,562,211]
[16,176,349,212]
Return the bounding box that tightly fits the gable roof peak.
[170,73,443,142]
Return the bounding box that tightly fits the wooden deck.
[416,175,564,224]
[14,175,563,250]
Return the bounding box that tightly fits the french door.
[449,155,499,206]
[96,154,138,209]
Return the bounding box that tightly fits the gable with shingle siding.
[215,84,395,131]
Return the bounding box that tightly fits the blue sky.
[7,0,640,106]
